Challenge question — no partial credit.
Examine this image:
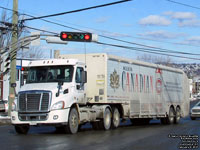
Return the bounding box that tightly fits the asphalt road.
[0,101,199,150]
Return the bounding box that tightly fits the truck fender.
[69,103,81,124]
[92,105,111,119]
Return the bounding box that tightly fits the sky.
[1,0,200,63]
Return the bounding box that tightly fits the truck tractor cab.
[11,59,87,134]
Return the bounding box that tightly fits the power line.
[166,0,200,10]
[24,25,58,35]
[96,41,200,61]
[3,21,200,61]
[2,3,200,59]
[0,6,17,13]
[4,13,200,57]
[21,24,200,57]
[2,4,200,48]
[22,0,132,21]
[2,3,200,51]
[22,20,200,56]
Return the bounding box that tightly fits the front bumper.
[11,108,70,125]
[190,113,200,118]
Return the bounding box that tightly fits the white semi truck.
[11,53,190,134]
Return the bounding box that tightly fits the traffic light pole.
[8,0,18,116]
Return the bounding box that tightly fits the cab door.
[75,67,85,104]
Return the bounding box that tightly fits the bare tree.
[0,10,12,51]
[0,9,29,55]
[137,53,173,67]
[19,46,46,59]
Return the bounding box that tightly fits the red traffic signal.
[60,32,92,42]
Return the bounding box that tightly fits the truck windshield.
[26,65,74,83]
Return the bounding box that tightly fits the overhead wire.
[2,5,200,49]
[2,3,200,51]
[21,20,200,56]
[7,23,200,59]
[96,41,200,61]
[21,0,132,21]
[2,21,200,61]
[1,2,200,60]
[166,0,200,10]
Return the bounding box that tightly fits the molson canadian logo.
[121,66,154,93]
[110,67,163,94]
[155,68,162,94]
[110,69,120,91]
[156,78,162,94]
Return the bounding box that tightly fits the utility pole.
[8,0,18,116]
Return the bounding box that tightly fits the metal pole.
[8,0,18,116]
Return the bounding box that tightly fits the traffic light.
[60,32,98,42]
[3,53,10,75]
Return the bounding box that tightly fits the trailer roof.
[107,54,184,74]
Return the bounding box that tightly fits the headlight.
[51,101,65,110]
[11,102,16,111]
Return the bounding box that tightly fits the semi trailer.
[11,53,190,134]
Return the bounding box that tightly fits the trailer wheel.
[166,107,175,124]
[174,107,181,124]
[161,107,175,125]
[15,125,30,134]
[99,107,111,130]
[67,108,79,134]
[112,107,120,129]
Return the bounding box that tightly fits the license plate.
[29,121,37,125]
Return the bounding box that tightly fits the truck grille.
[192,109,200,113]
[18,113,48,121]
[18,91,51,112]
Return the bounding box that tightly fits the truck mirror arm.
[56,81,63,97]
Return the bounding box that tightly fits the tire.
[15,125,30,134]
[99,108,111,130]
[167,107,175,124]
[111,107,120,129]
[174,107,181,124]
[161,107,175,125]
[67,108,79,134]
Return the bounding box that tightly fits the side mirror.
[82,71,87,83]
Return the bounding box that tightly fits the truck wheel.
[67,108,79,134]
[15,125,30,134]
[174,107,181,124]
[167,107,175,124]
[112,107,120,129]
[99,107,111,130]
